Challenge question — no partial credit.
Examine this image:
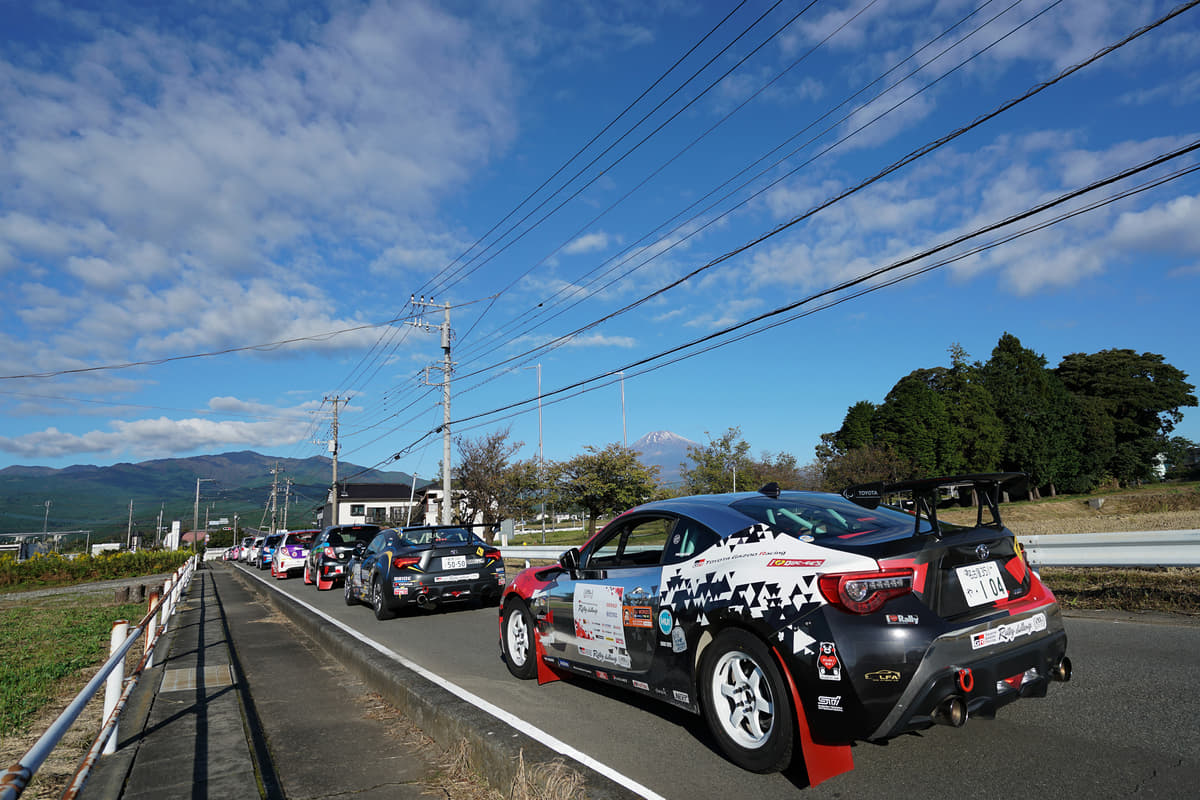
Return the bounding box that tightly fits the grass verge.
[1041,567,1200,615]
[0,595,146,737]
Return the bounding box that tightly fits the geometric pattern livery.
[660,524,824,655]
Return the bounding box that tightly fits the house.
[317,483,424,528]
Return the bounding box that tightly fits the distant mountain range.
[0,433,697,541]
[0,451,415,540]
[631,430,697,485]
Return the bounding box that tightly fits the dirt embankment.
[939,489,1200,536]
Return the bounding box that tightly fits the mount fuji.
[630,431,697,486]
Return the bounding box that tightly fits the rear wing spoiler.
[842,472,1027,538]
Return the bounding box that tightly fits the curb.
[229,567,643,800]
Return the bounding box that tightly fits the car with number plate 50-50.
[344,525,505,619]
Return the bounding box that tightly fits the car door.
[544,514,675,675]
[355,532,388,596]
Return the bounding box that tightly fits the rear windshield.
[264,535,283,546]
[288,531,317,546]
[327,526,381,546]
[395,527,483,547]
[730,494,961,541]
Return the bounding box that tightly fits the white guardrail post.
[100,621,129,756]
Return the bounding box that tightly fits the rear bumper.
[317,560,349,582]
[868,603,1068,739]
[388,572,505,606]
[276,554,306,571]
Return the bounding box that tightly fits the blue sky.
[1,0,1198,478]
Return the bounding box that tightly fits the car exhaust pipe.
[931,695,968,728]
[1050,656,1072,682]
[416,593,435,610]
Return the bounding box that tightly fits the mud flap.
[534,631,562,685]
[774,646,854,787]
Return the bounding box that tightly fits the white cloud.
[564,232,613,255]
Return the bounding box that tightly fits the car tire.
[372,577,394,620]
[501,600,537,680]
[344,576,358,606]
[699,629,794,774]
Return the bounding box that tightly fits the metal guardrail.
[501,530,1200,568]
[0,556,198,800]
[1019,530,1200,567]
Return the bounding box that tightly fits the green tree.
[820,444,914,490]
[935,344,1004,473]
[835,401,876,451]
[551,444,660,538]
[872,369,955,476]
[1056,349,1197,484]
[978,333,1080,496]
[680,428,753,494]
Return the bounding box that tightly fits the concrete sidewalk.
[81,565,443,800]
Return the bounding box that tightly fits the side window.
[585,516,673,569]
[663,520,721,565]
[365,533,387,555]
[350,504,365,516]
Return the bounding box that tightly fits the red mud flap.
[774,646,854,787]
[535,631,562,685]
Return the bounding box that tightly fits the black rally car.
[305,523,381,590]
[499,473,1071,786]
[344,524,506,619]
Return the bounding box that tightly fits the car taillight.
[483,549,502,561]
[393,556,420,569]
[818,568,914,614]
[323,546,336,558]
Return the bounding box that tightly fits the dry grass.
[1041,567,1200,615]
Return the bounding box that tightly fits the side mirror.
[558,547,581,571]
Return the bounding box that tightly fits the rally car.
[270,529,319,578]
[498,474,1071,786]
[305,524,381,590]
[344,525,505,619]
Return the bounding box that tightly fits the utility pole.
[269,464,282,533]
[282,478,293,530]
[156,504,164,548]
[319,395,349,528]
[126,499,133,550]
[412,297,454,525]
[193,477,213,552]
[525,363,546,543]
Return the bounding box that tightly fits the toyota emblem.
[975,544,990,561]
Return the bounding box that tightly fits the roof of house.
[338,483,421,501]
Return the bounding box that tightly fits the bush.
[0,550,192,593]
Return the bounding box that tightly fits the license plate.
[441,555,468,570]
[956,561,1008,607]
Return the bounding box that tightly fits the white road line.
[241,567,667,800]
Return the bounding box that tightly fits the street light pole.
[619,371,627,449]
[193,477,214,552]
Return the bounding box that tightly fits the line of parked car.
[218,474,1074,788]
[222,522,507,619]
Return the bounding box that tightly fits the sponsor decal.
[767,558,825,568]
[671,626,687,653]
[393,575,413,583]
[596,670,610,680]
[658,609,674,635]
[476,546,485,556]
[817,642,842,681]
[971,612,1047,650]
[865,669,901,683]
[622,605,654,628]
[885,614,919,625]
[394,587,408,596]
[672,690,690,703]
[632,680,650,691]
[611,675,630,684]
[798,535,814,543]
[556,659,571,669]
[817,695,843,712]
[434,573,479,583]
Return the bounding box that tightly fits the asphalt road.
[231,562,1200,799]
